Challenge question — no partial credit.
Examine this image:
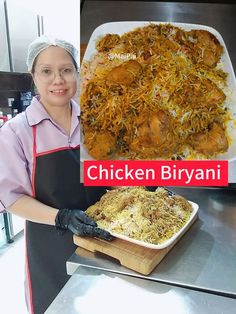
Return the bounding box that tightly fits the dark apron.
[25,125,106,314]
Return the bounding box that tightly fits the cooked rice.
[86,187,193,245]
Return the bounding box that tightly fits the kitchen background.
[0,0,79,247]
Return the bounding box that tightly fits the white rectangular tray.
[81,22,236,162]
[104,200,199,250]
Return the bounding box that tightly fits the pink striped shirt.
[0,96,80,211]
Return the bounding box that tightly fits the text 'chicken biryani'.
[86,187,193,245]
[80,23,233,160]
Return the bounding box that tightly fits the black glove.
[55,209,113,241]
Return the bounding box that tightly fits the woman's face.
[32,46,77,108]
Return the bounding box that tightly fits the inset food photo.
[80,22,236,162]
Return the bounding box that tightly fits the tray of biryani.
[80,22,236,161]
[86,187,199,249]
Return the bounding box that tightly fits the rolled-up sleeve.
[0,123,32,211]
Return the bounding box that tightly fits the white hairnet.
[26,35,79,71]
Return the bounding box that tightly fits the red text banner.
[84,160,228,186]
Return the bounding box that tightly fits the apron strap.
[32,126,37,197]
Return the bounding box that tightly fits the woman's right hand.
[55,208,114,241]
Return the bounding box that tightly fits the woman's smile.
[50,89,68,96]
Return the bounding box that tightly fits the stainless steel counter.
[45,266,236,314]
[80,1,236,182]
[67,187,236,297]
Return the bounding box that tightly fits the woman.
[0,36,112,314]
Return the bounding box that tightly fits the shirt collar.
[25,96,80,127]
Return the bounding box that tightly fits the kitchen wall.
[3,0,80,73]
[16,0,80,49]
